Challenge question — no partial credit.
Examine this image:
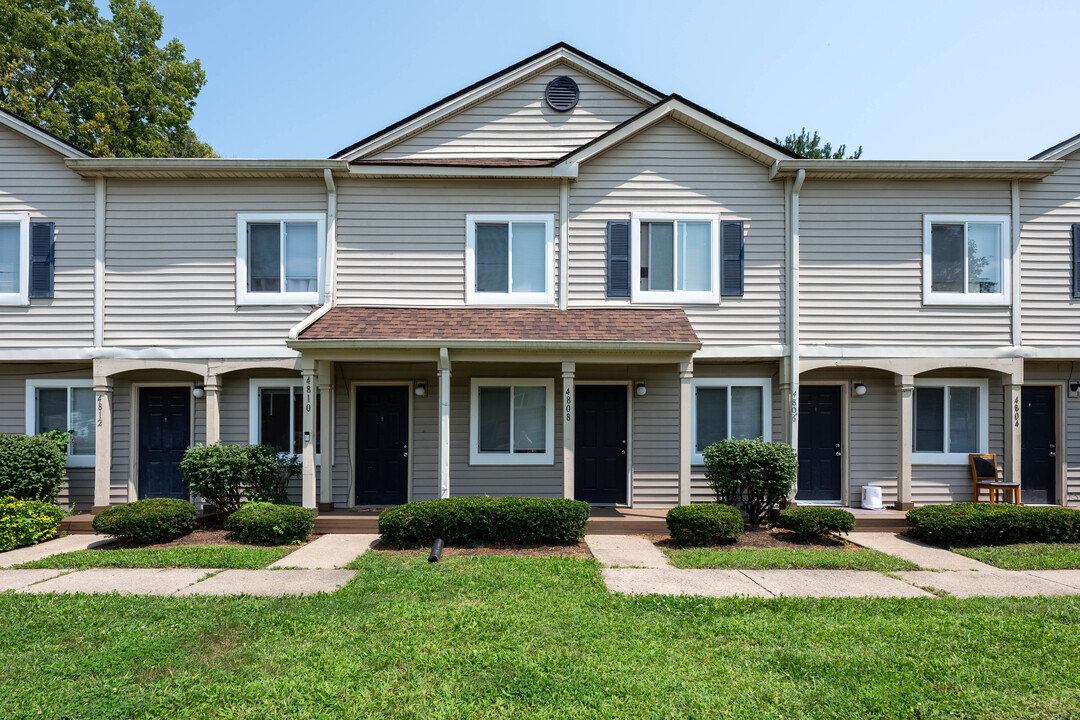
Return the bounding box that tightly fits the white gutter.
[348,164,577,180]
[286,169,337,341]
[93,177,105,347]
[788,169,806,463]
[559,179,569,310]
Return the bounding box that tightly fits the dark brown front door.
[575,385,627,505]
[355,385,409,506]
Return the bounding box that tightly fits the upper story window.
[911,378,988,464]
[236,213,325,306]
[631,213,720,304]
[691,377,772,465]
[25,379,96,467]
[0,213,29,306]
[469,378,554,465]
[465,214,554,305]
[923,215,1010,306]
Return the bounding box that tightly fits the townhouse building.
[1,43,1078,513]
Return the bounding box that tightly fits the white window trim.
[465,214,555,305]
[0,212,30,307]
[630,212,721,305]
[922,214,1011,306]
[248,378,321,463]
[469,378,555,465]
[690,377,772,465]
[911,378,989,465]
[236,212,326,306]
[25,379,95,467]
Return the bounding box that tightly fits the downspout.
[287,169,337,341]
[788,169,805,498]
[1010,180,1021,348]
[93,177,105,348]
[559,179,569,310]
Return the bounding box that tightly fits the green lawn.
[954,543,1080,570]
[2,553,1079,719]
[15,545,293,570]
[665,546,919,571]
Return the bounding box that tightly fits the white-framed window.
[690,377,772,465]
[25,379,95,467]
[248,379,321,459]
[631,212,720,304]
[912,378,989,464]
[464,214,555,305]
[0,212,30,306]
[469,378,554,465]
[922,215,1011,306]
[236,213,325,305]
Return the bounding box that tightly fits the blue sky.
[145,0,1080,160]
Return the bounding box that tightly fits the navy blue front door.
[355,385,410,506]
[138,386,191,500]
[1021,386,1056,505]
[575,385,628,505]
[797,385,843,502]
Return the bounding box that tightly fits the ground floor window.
[25,379,95,467]
[912,378,988,464]
[469,378,554,465]
[248,379,321,456]
[691,377,772,464]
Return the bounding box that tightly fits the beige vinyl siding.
[0,125,95,347]
[335,179,560,306]
[1020,154,1080,345]
[370,63,648,160]
[690,362,784,504]
[103,178,325,347]
[0,363,94,509]
[568,118,786,348]
[800,180,1013,347]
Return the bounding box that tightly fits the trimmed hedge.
[704,438,798,526]
[180,443,297,518]
[378,496,590,547]
[666,504,744,546]
[907,503,1080,547]
[780,507,856,537]
[224,502,314,544]
[0,431,70,503]
[0,497,66,552]
[93,498,197,543]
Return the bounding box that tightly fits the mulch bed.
[372,540,593,559]
[91,528,317,551]
[653,527,855,551]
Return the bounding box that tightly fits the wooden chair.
[970,453,1020,504]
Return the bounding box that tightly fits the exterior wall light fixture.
[415,382,427,397]
[635,382,647,397]
[853,383,867,397]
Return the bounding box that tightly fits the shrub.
[780,507,856,537]
[666,504,744,546]
[0,497,66,552]
[907,503,1080,547]
[180,444,293,517]
[224,502,314,544]
[0,431,70,503]
[705,438,798,525]
[93,498,197,543]
[378,496,590,547]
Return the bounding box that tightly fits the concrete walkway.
[847,533,993,571]
[0,567,356,596]
[0,534,111,567]
[585,535,670,568]
[603,568,932,598]
[268,534,379,569]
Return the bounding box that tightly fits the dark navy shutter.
[29,221,55,299]
[1073,224,1080,299]
[607,221,630,297]
[720,220,744,296]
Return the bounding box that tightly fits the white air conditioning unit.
[861,486,883,510]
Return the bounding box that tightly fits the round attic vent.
[545,76,579,111]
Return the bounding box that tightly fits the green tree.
[778,127,862,159]
[0,0,214,157]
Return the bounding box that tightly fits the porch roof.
[291,307,700,351]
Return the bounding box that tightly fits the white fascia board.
[347,165,576,179]
[66,158,349,178]
[771,159,1062,180]
[338,48,662,162]
[0,112,91,158]
[1031,136,1080,162]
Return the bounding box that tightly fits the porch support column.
[678,360,693,506]
[319,361,334,508]
[92,375,113,512]
[300,359,317,509]
[562,362,575,499]
[203,372,221,445]
[438,348,451,499]
[1004,369,1023,493]
[895,374,915,510]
